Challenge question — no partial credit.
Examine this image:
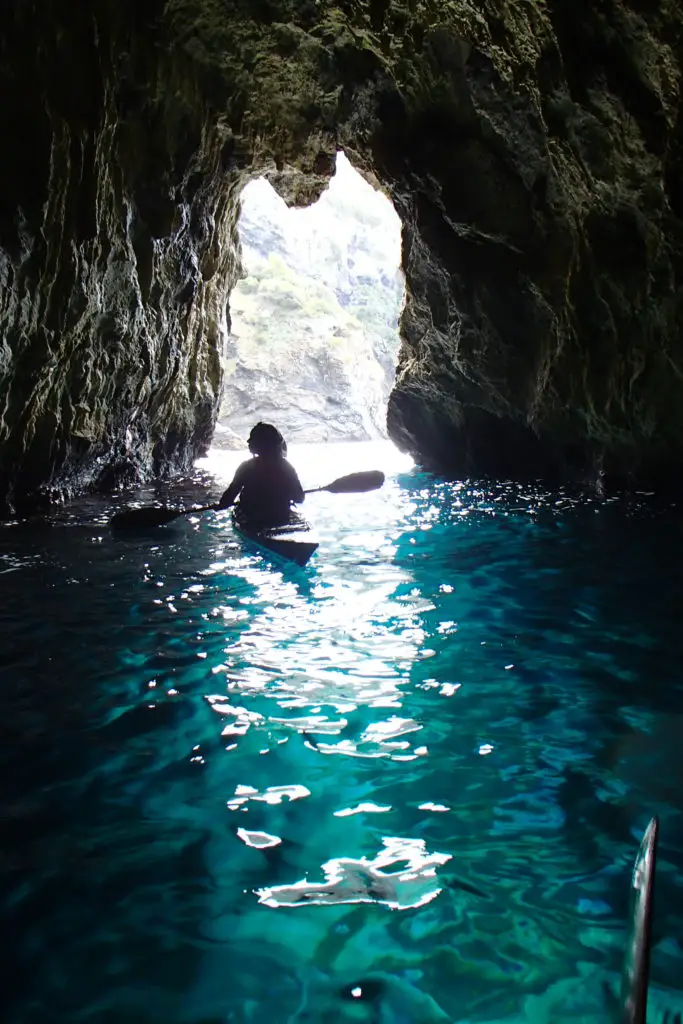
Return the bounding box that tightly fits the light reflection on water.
[1,440,683,1022]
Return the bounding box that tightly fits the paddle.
[305,470,385,494]
[109,469,386,530]
[110,503,219,529]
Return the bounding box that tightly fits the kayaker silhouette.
[217,422,305,525]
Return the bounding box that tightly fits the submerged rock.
[1,0,682,509]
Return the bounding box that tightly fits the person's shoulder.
[235,458,255,477]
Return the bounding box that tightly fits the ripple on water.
[1,442,683,1022]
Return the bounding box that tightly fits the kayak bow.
[232,510,319,567]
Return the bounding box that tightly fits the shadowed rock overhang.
[1,0,682,511]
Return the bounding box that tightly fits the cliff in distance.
[216,153,404,448]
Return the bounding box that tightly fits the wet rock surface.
[1,0,682,509]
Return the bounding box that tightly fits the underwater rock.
[296,969,452,1023]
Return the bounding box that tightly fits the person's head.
[247,422,286,457]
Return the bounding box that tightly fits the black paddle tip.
[324,469,386,494]
[110,506,178,529]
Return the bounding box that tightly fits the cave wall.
[1,0,682,510]
[382,0,683,486]
[0,1,241,511]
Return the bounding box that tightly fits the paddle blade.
[323,470,385,494]
[110,506,184,529]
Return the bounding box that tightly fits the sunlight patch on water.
[256,837,451,911]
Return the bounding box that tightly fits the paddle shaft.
[185,503,220,515]
[110,470,384,529]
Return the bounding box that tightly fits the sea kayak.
[231,509,319,567]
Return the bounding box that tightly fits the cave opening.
[212,151,406,458]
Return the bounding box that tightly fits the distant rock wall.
[1,0,682,509]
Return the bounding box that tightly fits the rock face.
[385,0,683,488]
[1,0,682,509]
[0,1,237,510]
[217,155,403,446]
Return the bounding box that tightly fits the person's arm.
[288,464,305,505]
[217,462,247,509]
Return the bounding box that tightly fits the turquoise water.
[2,440,683,1023]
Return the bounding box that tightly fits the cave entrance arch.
[213,151,405,452]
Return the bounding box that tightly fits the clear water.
[2,440,683,1024]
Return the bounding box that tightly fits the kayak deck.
[232,510,319,567]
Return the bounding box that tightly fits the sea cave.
[1,2,683,1021]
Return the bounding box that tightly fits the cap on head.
[248,422,286,456]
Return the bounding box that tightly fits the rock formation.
[0,0,682,510]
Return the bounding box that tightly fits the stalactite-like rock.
[1,0,682,510]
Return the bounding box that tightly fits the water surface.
[1,441,682,1023]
